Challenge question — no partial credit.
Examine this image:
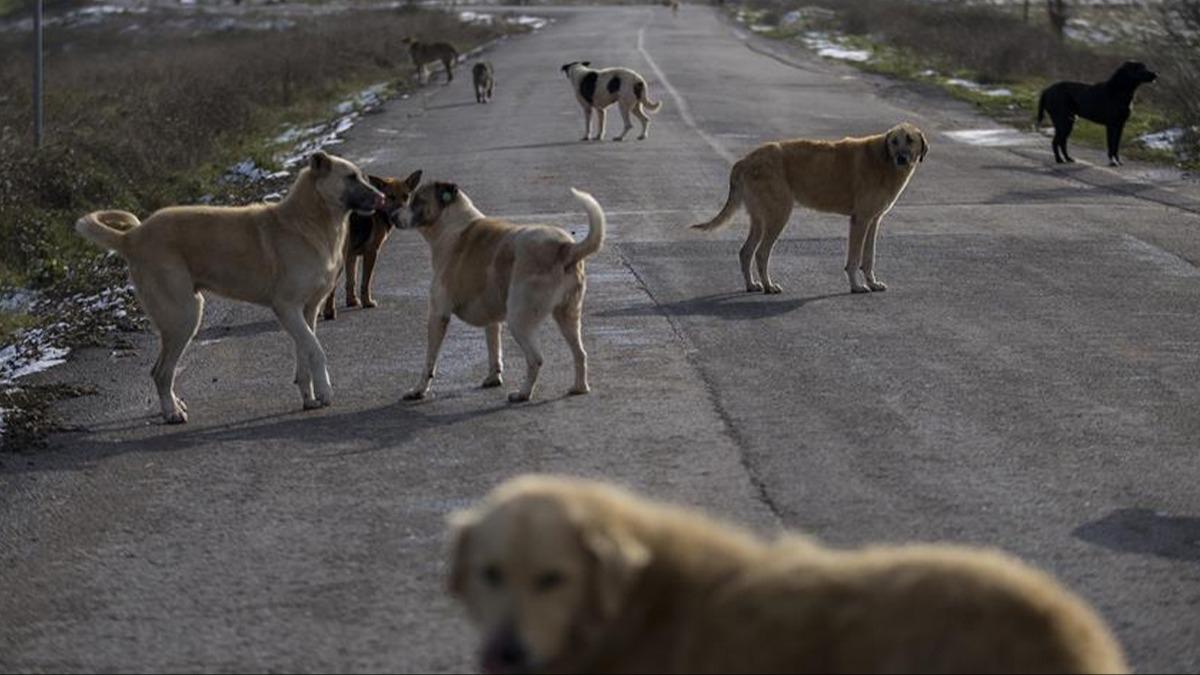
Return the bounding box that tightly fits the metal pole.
[34,0,44,148]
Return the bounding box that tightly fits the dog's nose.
[373,192,387,210]
[896,156,909,166]
[483,627,528,673]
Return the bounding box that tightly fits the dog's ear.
[437,182,459,206]
[447,508,480,597]
[583,524,650,619]
[368,174,388,190]
[917,129,929,163]
[309,150,331,175]
[582,61,591,68]
[404,170,423,191]
[561,62,574,73]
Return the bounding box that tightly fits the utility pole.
[34,0,44,148]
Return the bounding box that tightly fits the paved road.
[3,5,1200,672]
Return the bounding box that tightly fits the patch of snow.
[1139,128,1186,152]
[919,69,937,77]
[944,128,1035,147]
[223,159,289,184]
[945,78,1012,97]
[511,15,548,31]
[0,289,38,314]
[750,24,774,33]
[802,32,871,62]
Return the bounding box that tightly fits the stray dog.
[322,170,422,320]
[1038,61,1157,166]
[473,61,495,104]
[449,475,1130,675]
[692,123,928,294]
[394,183,605,402]
[75,152,384,423]
[561,62,662,141]
[404,38,458,84]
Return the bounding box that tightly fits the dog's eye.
[482,565,504,588]
[891,137,898,145]
[905,134,913,143]
[534,571,565,592]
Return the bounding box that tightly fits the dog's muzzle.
[481,625,530,675]
[895,154,911,167]
[389,207,413,229]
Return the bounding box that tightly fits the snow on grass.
[1138,128,1187,152]
[944,128,1036,147]
[944,78,1013,97]
[802,32,871,62]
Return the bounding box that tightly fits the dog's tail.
[565,188,606,267]
[1037,90,1047,125]
[634,80,662,113]
[690,161,743,232]
[74,210,141,254]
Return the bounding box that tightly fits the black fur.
[1037,61,1157,166]
[633,81,645,101]
[347,214,382,253]
[607,75,621,94]
[580,72,598,105]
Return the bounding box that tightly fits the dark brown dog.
[323,171,421,320]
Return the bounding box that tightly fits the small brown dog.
[322,171,422,320]
[692,123,928,295]
[449,475,1128,675]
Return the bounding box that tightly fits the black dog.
[1037,61,1157,166]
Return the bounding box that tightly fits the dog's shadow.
[479,140,595,153]
[425,101,479,111]
[597,291,846,322]
[1074,508,1200,564]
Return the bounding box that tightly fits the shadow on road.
[596,291,847,321]
[1073,508,1200,564]
[195,319,280,342]
[479,140,588,153]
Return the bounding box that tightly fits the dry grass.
[0,6,507,291]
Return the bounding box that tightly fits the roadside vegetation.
[734,0,1197,168]
[0,2,529,450]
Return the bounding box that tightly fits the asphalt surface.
[3,5,1200,673]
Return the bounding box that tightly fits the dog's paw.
[763,283,783,295]
[638,134,648,141]
[850,285,872,294]
[362,298,378,309]
[507,392,531,404]
[580,136,591,142]
[866,280,888,292]
[568,385,590,396]
[346,297,360,308]
[322,310,336,321]
[481,374,503,389]
[746,282,764,293]
[402,389,427,401]
[164,410,188,425]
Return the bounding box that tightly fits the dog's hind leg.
[506,299,550,403]
[276,304,332,409]
[846,214,872,293]
[404,312,450,400]
[580,104,593,141]
[344,253,361,308]
[633,102,651,140]
[614,103,634,142]
[1053,116,1075,163]
[554,302,589,395]
[482,322,503,388]
[753,204,792,295]
[1106,121,1125,166]
[861,215,887,291]
[740,218,764,292]
[139,271,202,424]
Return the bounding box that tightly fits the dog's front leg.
[580,104,593,141]
[861,215,887,292]
[845,214,872,294]
[404,312,450,400]
[345,253,361,307]
[481,322,503,388]
[593,107,607,142]
[277,305,332,408]
[360,250,379,308]
[1106,121,1125,166]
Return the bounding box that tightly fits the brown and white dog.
[449,475,1129,675]
[692,123,928,294]
[75,151,384,423]
[394,183,605,403]
[322,170,422,320]
[561,62,662,142]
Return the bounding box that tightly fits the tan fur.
[450,475,1129,675]
[692,123,929,294]
[473,61,495,104]
[405,38,458,84]
[75,151,384,423]
[396,183,605,402]
[562,62,662,142]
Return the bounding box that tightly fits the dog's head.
[391,181,461,230]
[449,477,651,675]
[1111,61,1157,89]
[560,61,591,77]
[368,170,422,226]
[883,123,929,168]
[307,151,386,216]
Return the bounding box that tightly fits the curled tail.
[75,210,141,254]
[1037,90,1047,125]
[690,162,743,231]
[565,188,606,267]
[633,80,662,113]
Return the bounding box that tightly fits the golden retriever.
[394,183,605,402]
[692,123,928,295]
[449,475,1128,674]
[75,151,387,423]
